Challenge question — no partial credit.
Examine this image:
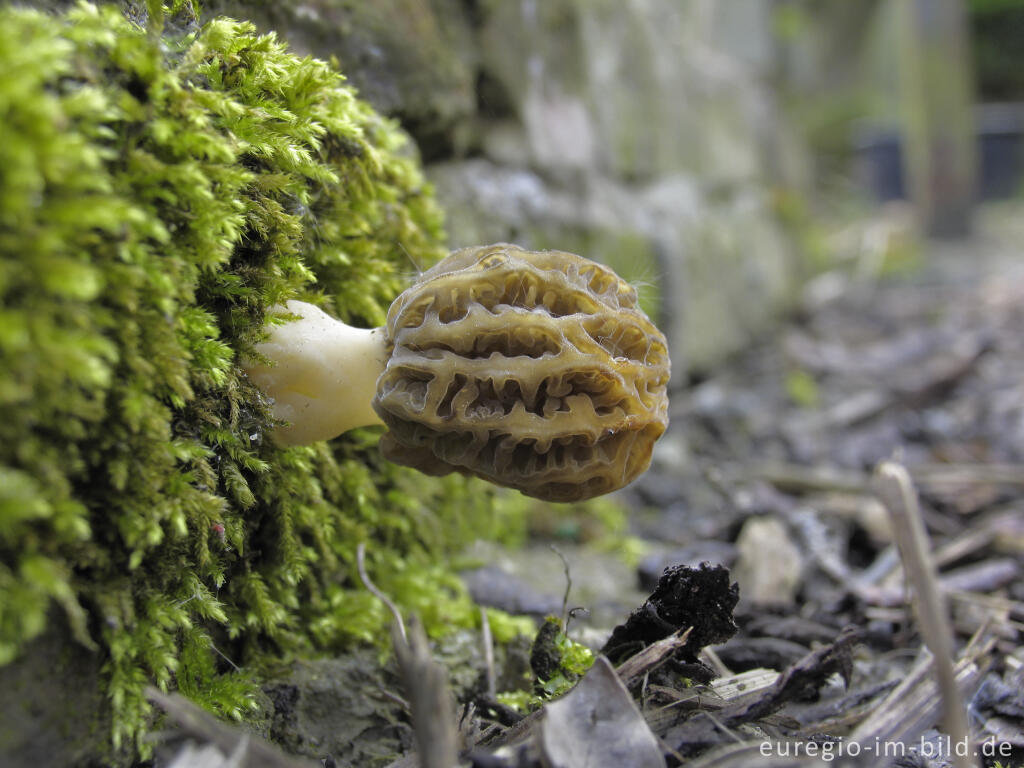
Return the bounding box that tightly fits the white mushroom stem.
[243,300,387,446]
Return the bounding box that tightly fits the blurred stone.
[857,497,894,544]
[461,565,563,617]
[261,653,412,763]
[714,636,810,672]
[0,614,116,767]
[733,516,803,605]
[478,0,772,184]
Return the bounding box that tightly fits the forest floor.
[154,205,1024,768]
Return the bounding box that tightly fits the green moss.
[497,615,594,712]
[0,1,521,758]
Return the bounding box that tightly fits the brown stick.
[391,616,459,768]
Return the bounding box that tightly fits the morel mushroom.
[244,244,670,502]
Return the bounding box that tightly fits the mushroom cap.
[372,244,670,502]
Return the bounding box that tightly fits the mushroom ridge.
[372,243,671,502]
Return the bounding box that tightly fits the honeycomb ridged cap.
[372,244,670,502]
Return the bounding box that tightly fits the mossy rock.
[206,0,479,160]
[0,2,523,762]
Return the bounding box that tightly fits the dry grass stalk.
[390,616,459,768]
[872,460,977,768]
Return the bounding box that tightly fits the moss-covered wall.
[0,3,525,763]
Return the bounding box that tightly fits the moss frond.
[0,2,514,759]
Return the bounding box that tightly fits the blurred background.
[209,0,1022,376]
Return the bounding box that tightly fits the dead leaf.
[538,656,665,768]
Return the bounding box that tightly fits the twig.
[481,630,693,754]
[682,742,804,768]
[395,240,424,276]
[908,462,1024,487]
[390,616,459,768]
[720,627,858,726]
[480,606,496,701]
[210,641,241,673]
[757,459,1024,496]
[378,688,411,711]
[615,628,692,690]
[872,461,975,768]
[699,709,745,745]
[848,637,994,750]
[941,559,1019,594]
[754,462,869,495]
[701,646,732,679]
[356,542,406,644]
[550,544,573,628]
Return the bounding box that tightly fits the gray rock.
[0,615,120,768]
[733,516,804,605]
[261,652,412,764]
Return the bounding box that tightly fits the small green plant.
[495,615,594,712]
[533,616,595,698]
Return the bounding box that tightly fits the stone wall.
[211,0,812,376]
